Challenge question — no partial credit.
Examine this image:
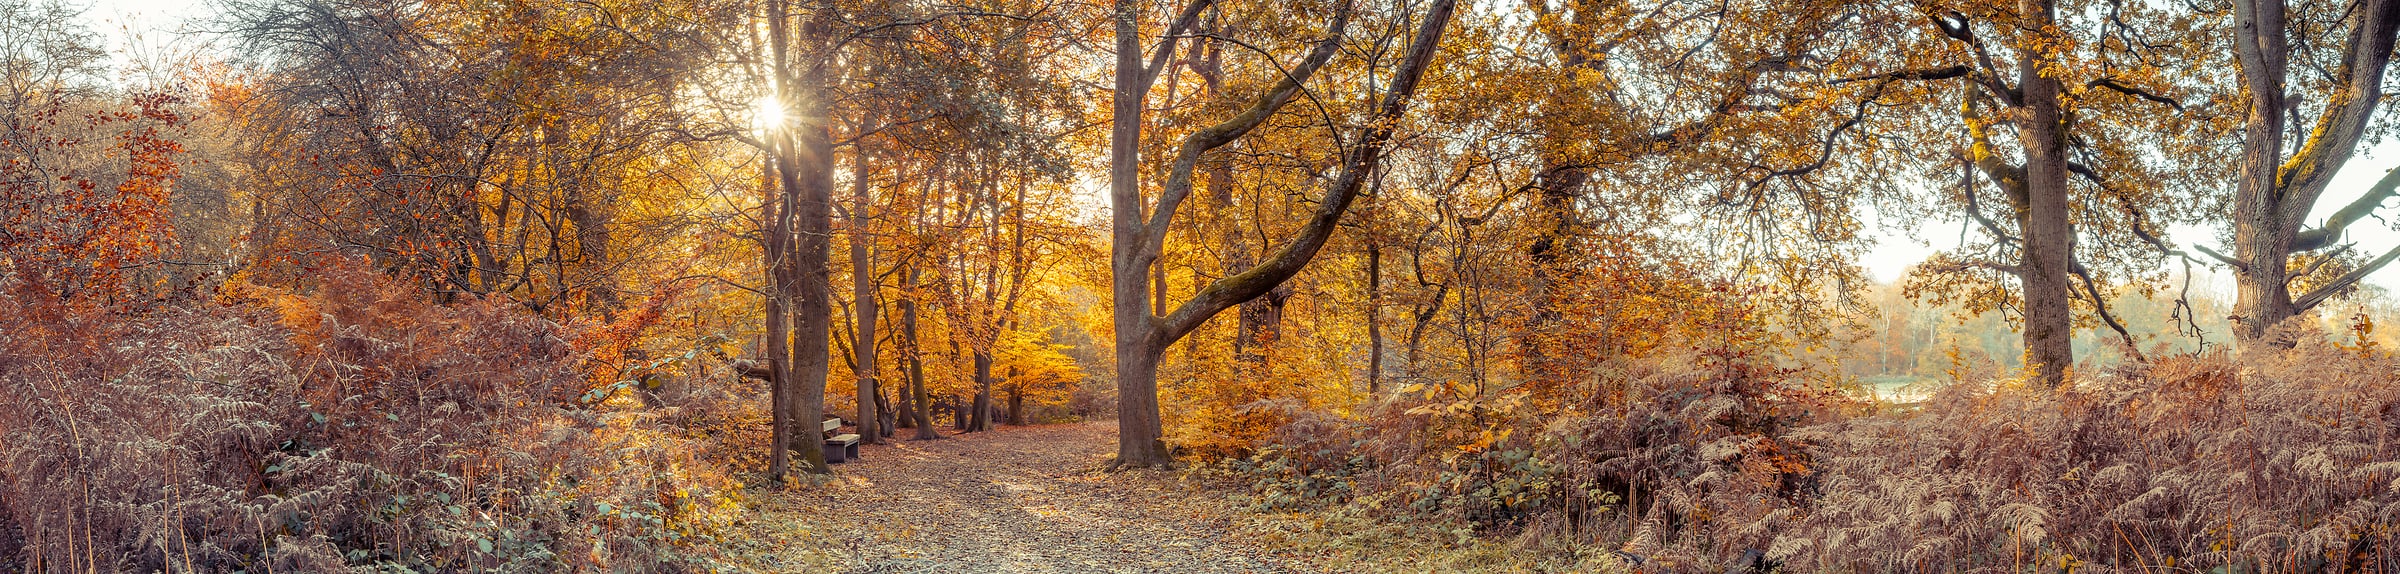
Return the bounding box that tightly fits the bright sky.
[73,0,2400,297]
[1861,143,2400,296]
[82,0,211,87]
[82,0,210,70]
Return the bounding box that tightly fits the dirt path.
[732,422,1316,574]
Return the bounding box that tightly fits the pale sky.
[1860,144,2400,297]
[72,0,2400,298]
[82,0,209,71]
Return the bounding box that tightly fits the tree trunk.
[951,395,970,431]
[1238,284,1291,365]
[472,182,506,294]
[778,128,831,474]
[1007,383,1025,426]
[969,350,994,432]
[762,137,794,483]
[1522,13,1596,382]
[564,180,614,312]
[548,121,618,313]
[2220,0,2400,341]
[1200,26,1273,367]
[765,273,792,481]
[892,326,914,430]
[1366,243,1382,393]
[767,0,831,473]
[2228,0,2293,342]
[849,141,880,445]
[2231,223,2297,341]
[2015,0,2076,388]
[1108,0,1174,470]
[873,386,895,437]
[1112,329,1170,467]
[901,266,938,439]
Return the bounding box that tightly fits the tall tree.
[1108,0,1459,468]
[220,0,735,310]
[765,0,833,475]
[849,139,882,444]
[1825,0,2222,387]
[2208,0,2400,341]
[2010,0,2077,386]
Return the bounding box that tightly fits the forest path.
[734,422,1314,574]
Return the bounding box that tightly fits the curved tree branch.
[2295,241,2400,312]
[2084,77,2184,111]
[1140,2,1355,260]
[1156,0,1457,343]
[2294,164,2400,251]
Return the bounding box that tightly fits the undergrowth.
[1215,320,2400,573]
[0,264,746,572]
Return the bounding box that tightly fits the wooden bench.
[822,418,861,463]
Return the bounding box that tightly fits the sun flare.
[754,94,785,133]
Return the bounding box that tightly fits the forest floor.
[725,421,1324,574]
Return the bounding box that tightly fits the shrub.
[1775,322,2400,572]
[0,263,742,572]
[1233,320,2400,572]
[1224,338,1832,566]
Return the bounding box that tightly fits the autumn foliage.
[0,91,185,303]
[25,0,2400,570]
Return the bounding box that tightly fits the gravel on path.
[733,422,1316,574]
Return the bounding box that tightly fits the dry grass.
[0,264,747,572]
[1220,320,2400,573]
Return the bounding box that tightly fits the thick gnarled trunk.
[2219,0,2400,342]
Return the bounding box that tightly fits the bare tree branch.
[2296,241,2400,311]
[2293,164,2400,251]
[2071,260,2143,361]
[2085,77,2184,110]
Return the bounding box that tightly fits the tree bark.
[2223,0,2400,341]
[1197,24,1280,366]
[2015,0,2076,387]
[893,329,916,429]
[849,139,880,445]
[761,115,794,483]
[1105,0,1201,469]
[765,250,792,481]
[1366,242,1382,393]
[969,350,995,432]
[1007,376,1026,426]
[900,264,938,439]
[768,0,831,473]
[951,394,970,431]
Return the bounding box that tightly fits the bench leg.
[846,442,860,461]
[823,442,846,463]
